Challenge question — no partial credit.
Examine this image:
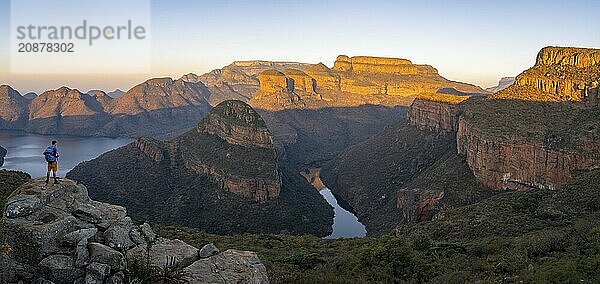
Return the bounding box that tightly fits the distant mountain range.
[0,55,489,138]
[485,76,515,93]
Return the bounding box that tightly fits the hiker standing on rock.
[43,140,60,184]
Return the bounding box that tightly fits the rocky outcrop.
[67,100,333,236]
[0,85,29,129]
[0,145,6,167]
[536,46,600,68]
[485,77,515,93]
[198,100,274,148]
[92,91,114,111]
[0,178,269,283]
[456,118,600,191]
[407,93,473,132]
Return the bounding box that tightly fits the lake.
[320,188,367,239]
[0,131,132,178]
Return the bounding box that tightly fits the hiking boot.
[54,179,60,184]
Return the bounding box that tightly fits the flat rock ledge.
[0,178,269,284]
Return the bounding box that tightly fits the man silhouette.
[43,140,60,184]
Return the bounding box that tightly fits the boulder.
[198,243,220,258]
[103,217,136,249]
[183,249,269,284]
[38,254,84,283]
[126,238,199,269]
[88,242,126,271]
[84,262,111,284]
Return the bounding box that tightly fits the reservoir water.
[319,188,367,239]
[0,131,131,178]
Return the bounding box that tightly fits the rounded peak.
[335,55,351,62]
[305,63,333,73]
[144,77,175,86]
[259,69,286,76]
[95,91,109,98]
[198,100,272,148]
[209,100,263,125]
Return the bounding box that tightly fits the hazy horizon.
[1,0,599,94]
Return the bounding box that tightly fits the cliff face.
[457,46,600,191]
[0,85,29,128]
[320,121,491,235]
[407,93,473,132]
[457,117,600,191]
[67,100,333,236]
[250,55,487,111]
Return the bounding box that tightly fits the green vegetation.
[0,170,31,209]
[157,169,600,283]
[462,90,600,155]
[157,223,600,283]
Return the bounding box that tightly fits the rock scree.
[0,178,269,283]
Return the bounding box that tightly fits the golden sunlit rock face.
[494,46,600,102]
[249,55,487,110]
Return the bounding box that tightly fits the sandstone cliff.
[495,47,600,102]
[0,85,30,129]
[67,100,333,236]
[457,46,600,191]
[249,55,487,111]
[407,93,474,132]
[0,178,269,283]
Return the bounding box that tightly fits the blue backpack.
[43,146,58,162]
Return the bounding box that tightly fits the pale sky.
[1,0,599,94]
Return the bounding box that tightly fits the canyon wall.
[457,118,600,190]
[407,94,472,132]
